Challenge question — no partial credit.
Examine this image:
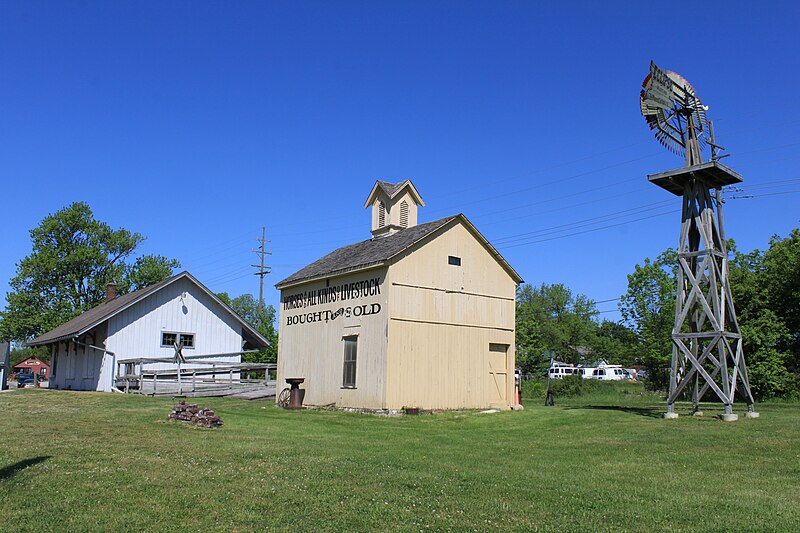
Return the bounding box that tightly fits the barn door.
[488,343,509,406]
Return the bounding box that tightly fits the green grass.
[1,389,798,532]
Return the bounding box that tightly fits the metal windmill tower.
[640,61,757,421]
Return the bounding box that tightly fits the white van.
[548,363,578,379]
[590,366,631,381]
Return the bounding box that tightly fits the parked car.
[16,373,36,387]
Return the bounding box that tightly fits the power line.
[252,227,272,310]
[497,209,678,249]
[493,200,673,245]
[727,189,800,200]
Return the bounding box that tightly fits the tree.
[730,233,798,399]
[589,320,638,367]
[0,202,180,342]
[515,282,599,373]
[217,292,278,364]
[619,250,676,388]
[761,229,800,373]
[622,235,800,398]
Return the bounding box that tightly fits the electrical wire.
[497,209,678,249]
[492,200,674,245]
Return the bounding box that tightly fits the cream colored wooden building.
[276,181,522,411]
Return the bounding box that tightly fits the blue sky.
[1,1,798,322]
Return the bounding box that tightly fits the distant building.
[28,272,269,392]
[12,355,50,379]
[276,180,523,411]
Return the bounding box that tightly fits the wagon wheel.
[277,387,291,408]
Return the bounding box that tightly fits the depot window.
[161,332,195,349]
[448,255,461,266]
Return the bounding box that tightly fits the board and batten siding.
[106,277,244,372]
[385,222,517,409]
[50,325,109,391]
[277,268,389,409]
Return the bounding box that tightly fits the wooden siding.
[107,277,243,368]
[51,277,244,392]
[50,325,109,391]
[276,220,519,411]
[371,190,419,235]
[277,268,389,409]
[386,222,518,410]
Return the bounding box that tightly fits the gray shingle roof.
[276,216,459,288]
[376,180,404,198]
[29,272,269,349]
[29,275,177,345]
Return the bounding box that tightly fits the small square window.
[161,332,177,347]
[448,255,461,266]
[179,334,194,349]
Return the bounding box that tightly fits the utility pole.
[252,227,271,310]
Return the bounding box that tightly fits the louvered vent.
[378,201,386,227]
[399,201,409,228]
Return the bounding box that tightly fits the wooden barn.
[28,272,269,392]
[276,180,523,411]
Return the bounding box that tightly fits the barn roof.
[275,214,523,289]
[29,271,269,349]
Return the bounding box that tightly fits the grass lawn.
[1,388,798,532]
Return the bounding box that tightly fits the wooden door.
[488,343,509,406]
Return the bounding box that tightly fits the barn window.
[448,255,461,266]
[161,332,195,349]
[399,200,409,227]
[342,335,358,388]
[179,334,195,348]
[378,201,386,227]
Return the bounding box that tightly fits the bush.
[520,376,663,403]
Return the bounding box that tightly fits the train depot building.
[28,272,268,392]
[276,180,523,411]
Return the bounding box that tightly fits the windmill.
[640,61,757,421]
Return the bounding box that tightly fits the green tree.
[516,282,599,373]
[217,292,278,364]
[619,250,676,388]
[589,320,638,367]
[730,234,798,399]
[622,235,800,398]
[0,202,180,342]
[761,229,800,372]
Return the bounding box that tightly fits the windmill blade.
[640,62,713,159]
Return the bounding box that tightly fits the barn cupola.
[364,180,425,238]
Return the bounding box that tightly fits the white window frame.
[161,331,196,349]
[342,335,358,389]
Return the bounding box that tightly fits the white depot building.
[29,272,268,392]
[276,180,522,411]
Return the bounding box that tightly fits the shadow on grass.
[0,456,51,481]
[565,405,665,419]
